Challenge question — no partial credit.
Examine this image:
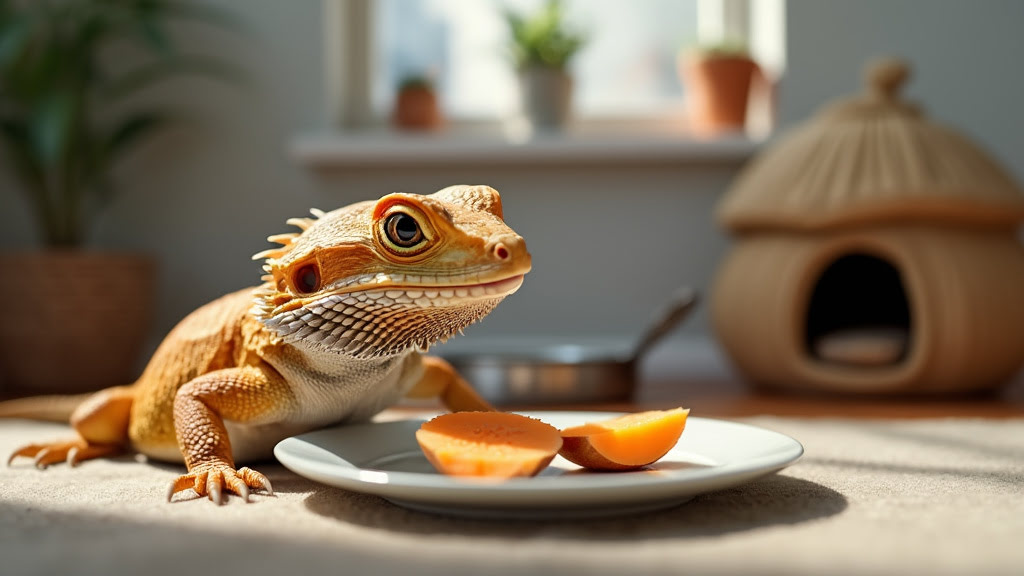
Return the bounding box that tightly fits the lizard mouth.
[259,273,526,358]
[349,274,525,302]
[450,273,525,297]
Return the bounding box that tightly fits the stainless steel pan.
[442,288,698,406]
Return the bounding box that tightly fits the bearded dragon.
[0,185,530,504]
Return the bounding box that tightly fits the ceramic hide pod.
[711,59,1024,395]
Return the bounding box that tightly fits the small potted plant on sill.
[679,40,762,136]
[392,75,443,131]
[505,0,585,131]
[0,0,239,396]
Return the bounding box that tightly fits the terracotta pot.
[393,86,442,131]
[0,251,156,396]
[680,54,760,136]
[518,66,573,131]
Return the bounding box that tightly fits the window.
[373,0,698,120]
[326,0,784,130]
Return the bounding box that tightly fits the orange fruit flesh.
[416,412,563,478]
[560,408,689,467]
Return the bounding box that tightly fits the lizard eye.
[293,263,320,294]
[374,202,435,258]
[384,213,425,248]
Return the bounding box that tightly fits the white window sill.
[289,128,764,168]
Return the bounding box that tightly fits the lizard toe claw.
[66,446,80,467]
[235,481,251,503]
[168,463,272,504]
[167,473,198,502]
[207,474,224,506]
[33,448,55,469]
[8,443,42,466]
[223,473,251,503]
[239,466,274,496]
[9,439,119,469]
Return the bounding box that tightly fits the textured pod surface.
[559,408,689,471]
[718,60,1024,232]
[416,412,562,478]
[711,228,1024,394]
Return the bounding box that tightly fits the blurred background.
[0,0,1022,397]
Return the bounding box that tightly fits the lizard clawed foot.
[167,464,274,505]
[8,439,121,469]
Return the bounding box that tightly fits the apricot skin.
[558,436,642,471]
[558,408,689,471]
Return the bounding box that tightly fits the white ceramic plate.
[274,412,803,519]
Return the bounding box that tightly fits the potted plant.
[505,0,585,131]
[0,0,237,395]
[392,75,442,131]
[679,40,761,136]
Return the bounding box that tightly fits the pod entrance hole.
[805,253,911,367]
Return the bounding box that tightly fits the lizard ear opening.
[430,185,504,220]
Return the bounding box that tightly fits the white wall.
[1,0,1022,361]
[780,0,1024,181]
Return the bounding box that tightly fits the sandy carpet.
[2,415,1022,576]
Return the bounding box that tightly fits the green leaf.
[504,0,585,69]
[136,11,172,53]
[0,13,32,70]
[140,0,246,34]
[0,0,246,247]
[106,112,167,159]
[30,92,76,167]
[99,54,247,102]
[0,117,45,187]
[13,35,72,102]
[0,116,57,241]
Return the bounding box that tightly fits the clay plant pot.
[393,85,443,131]
[0,251,156,396]
[680,53,760,136]
[518,66,573,131]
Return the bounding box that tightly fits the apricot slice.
[559,408,690,471]
[416,412,563,478]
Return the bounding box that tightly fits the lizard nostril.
[494,243,510,260]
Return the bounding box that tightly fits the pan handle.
[629,287,699,363]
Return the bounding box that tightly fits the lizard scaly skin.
[1,185,530,504]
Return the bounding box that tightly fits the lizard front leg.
[167,365,294,505]
[405,356,497,412]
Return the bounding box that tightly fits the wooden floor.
[518,370,1024,419]
[639,373,1024,419]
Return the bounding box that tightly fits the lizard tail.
[0,394,94,423]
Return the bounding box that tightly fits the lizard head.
[251,185,531,358]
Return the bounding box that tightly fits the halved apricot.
[559,408,690,471]
[416,412,563,478]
